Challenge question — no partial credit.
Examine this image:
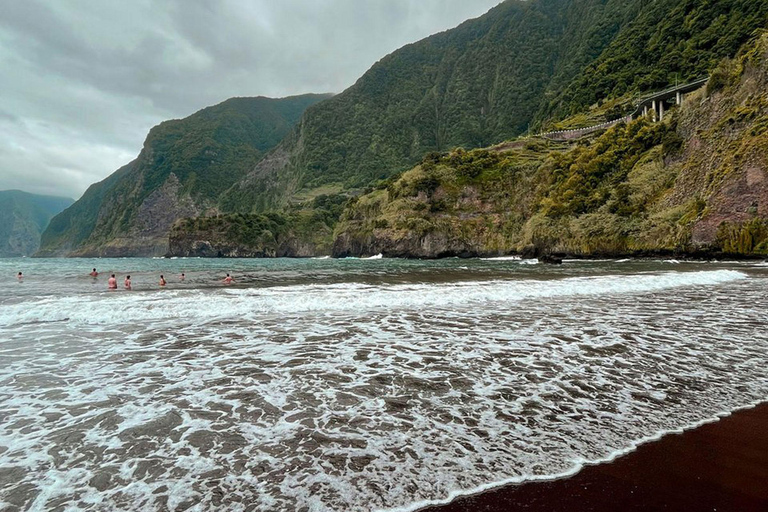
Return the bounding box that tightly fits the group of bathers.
[16,269,235,288]
[90,269,233,289]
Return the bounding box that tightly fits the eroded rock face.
[331,230,501,259]
[71,174,205,257]
[692,164,768,245]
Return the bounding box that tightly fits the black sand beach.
[424,403,768,512]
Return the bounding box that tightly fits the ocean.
[1,257,766,511]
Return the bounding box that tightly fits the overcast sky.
[0,0,502,200]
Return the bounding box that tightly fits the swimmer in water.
[180,273,185,281]
[124,275,132,290]
[17,271,23,281]
[90,268,98,277]
[108,274,118,290]
[223,273,233,284]
[159,275,167,286]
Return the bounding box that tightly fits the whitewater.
[0,257,766,511]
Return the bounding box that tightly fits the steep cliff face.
[0,191,73,257]
[37,94,331,257]
[43,1,768,257]
[221,0,767,215]
[333,33,768,259]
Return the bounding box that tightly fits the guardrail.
[538,77,708,141]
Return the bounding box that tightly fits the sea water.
[0,257,766,511]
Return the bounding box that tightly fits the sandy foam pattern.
[0,269,766,511]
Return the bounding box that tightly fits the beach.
[425,403,768,512]
[1,257,766,511]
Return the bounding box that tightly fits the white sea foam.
[0,270,747,328]
[481,256,522,261]
[0,262,766,512]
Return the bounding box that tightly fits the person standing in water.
[124,275,132,290]
[159,275,167,286]
[17,271,23,281]
[90,268,98,277]
[180,273,185,281]
[108,274,118,290]
[222,273,233,284]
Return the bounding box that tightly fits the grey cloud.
[0,0,502,199]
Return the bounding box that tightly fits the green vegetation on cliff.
[38,94,331,257]
[0,190,74,257]
[333,31,768,258]
[170,194,348,257]
[44,0,768,258]
[543,0,768,120]
[223,0,768,216]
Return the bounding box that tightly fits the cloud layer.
[0,0,501,199]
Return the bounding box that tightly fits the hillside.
[45,0,768,257]
[37,94,331,257]
[0,191,74,257]
[331,32,768,258]
[220,0,768,214]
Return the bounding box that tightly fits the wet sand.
[424,402,768,512]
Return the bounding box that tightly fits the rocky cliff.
[168,194,347,258]
[221,0,767,215]
[37,94,331,257]
[332,33,768,259]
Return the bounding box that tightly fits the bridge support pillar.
[676,91,682,105]
[659,101,665,121]
[652,100,658,122]
[643,106,648,117]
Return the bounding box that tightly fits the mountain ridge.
[222,0,767,216]
[39,0,768,257]
[37,93,332,257]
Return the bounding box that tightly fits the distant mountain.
[37,94,332,257]
[0,190,74,257]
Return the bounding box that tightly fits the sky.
[0,0,503,200]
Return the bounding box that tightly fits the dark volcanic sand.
[424,402,768,512]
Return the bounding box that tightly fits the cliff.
[221,0,767,215]
[332,33,768,259]
[37,94,331,257]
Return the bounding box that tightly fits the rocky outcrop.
[169,232,321,258]
[331,230,503,259]
[168,213,330,258]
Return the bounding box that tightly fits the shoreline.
[414,401,768,512]
[25,251,768,261]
